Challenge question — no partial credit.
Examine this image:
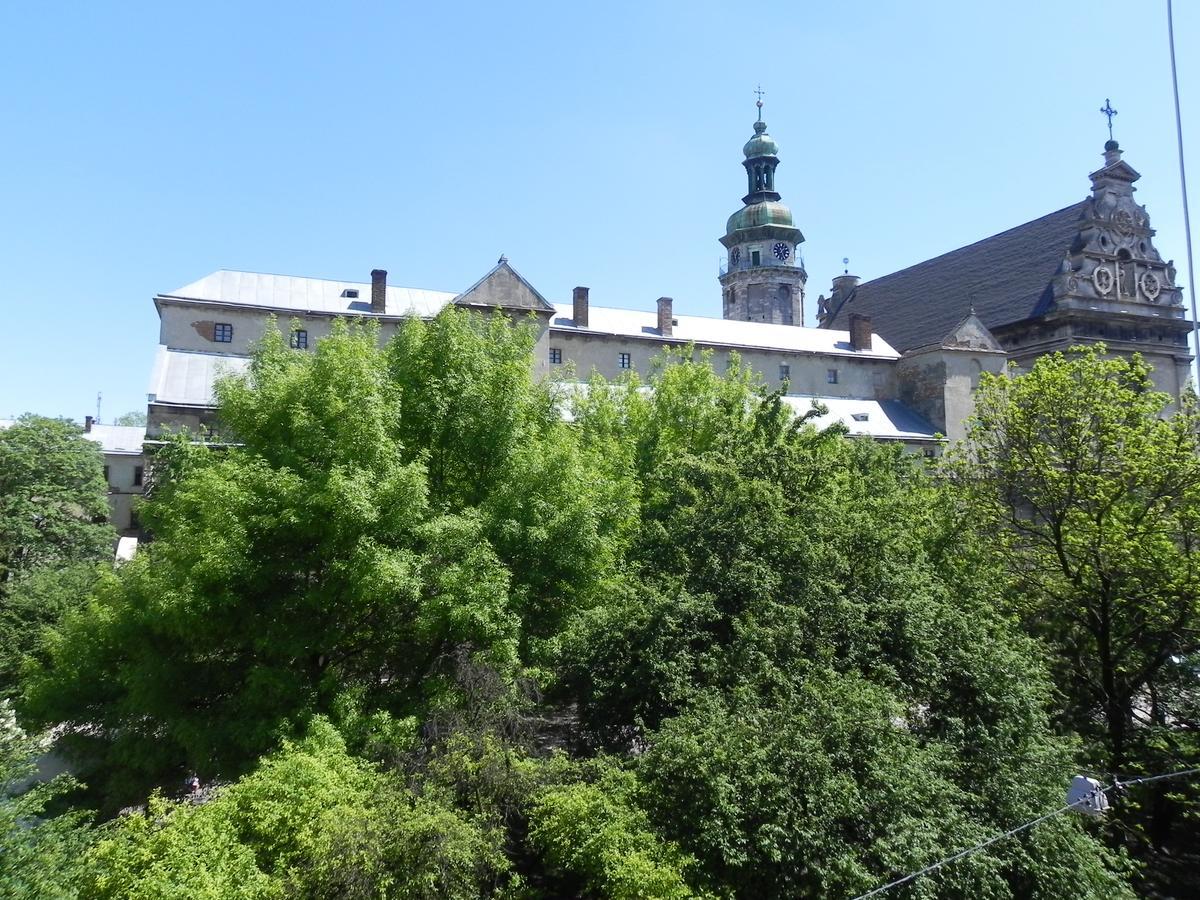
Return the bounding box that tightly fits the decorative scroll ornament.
[1092,266,1115,295]
[1113,209,1135,236]
[1140,271,1162,302]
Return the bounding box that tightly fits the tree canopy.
[0,415,112,585]
[947,347,1200,890]
[0,415,113,697]
[11,322,1154,896]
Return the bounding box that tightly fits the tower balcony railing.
[719,254,806,276]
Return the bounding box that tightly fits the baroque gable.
[1046,142,1183,314]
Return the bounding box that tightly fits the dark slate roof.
[825,201,1088,352]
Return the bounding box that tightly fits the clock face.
[772,242,791,261]
[730,247,741,266]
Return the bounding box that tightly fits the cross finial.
[1100,98,1118,141]
[754,84,765,120]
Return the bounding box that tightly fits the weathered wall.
[897,348,1006,441]
[103,452,143,533]
[548,330,895,398]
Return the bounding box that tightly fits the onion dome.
[726,200,794,236]
[743,120,779,158]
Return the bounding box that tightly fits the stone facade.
[718,105,807,326]
[819,140,1192,403]
[138,115,1192,465]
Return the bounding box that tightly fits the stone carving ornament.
[1113,208,1135,237]
[1092,266,1114,295]
[1140,271,1162,302]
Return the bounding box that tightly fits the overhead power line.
[851,767,1200,900]
[1168,0,1199,388]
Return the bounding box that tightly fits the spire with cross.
[755,84,765,121]
[1100,98,1118,142]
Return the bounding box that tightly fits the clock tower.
[719,99,807,325]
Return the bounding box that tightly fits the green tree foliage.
[111,411,147,427]
[527,764,699,899]
[84,718,509,900]
[0,563,103,699]
[0,414,112,585]
[1,701,91,899]
[18,329,1143,897]
[564,352,1131,898]
[947,348,1200,770]
[22,312,623,792]
[0,415,112,697]
[946,346,1200,886]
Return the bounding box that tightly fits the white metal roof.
[160,270,458,318]
[781,395,938,441]
[86,424,146,453]
[158,270,895,359]
[550,384,936,441]
[549,305,899,359]
[148,347,251,407]
[0,419,147,453]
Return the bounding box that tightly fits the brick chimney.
[370,269,387,314]
[849,313,873,351]
[84,415,94,433]
[573,286,589,327]
[657,296,673,337]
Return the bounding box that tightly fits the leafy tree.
[0,564,103,699]
[84,718,509,899]
[0,416,112,698]
[947,348,1200,772]
[111,411,147,427]
[22,312,624,795]
[945,346,1200,885]
[0,415,112,586]
[564,351,1132,898]
[1,701,91,899]
[527,763,700,899]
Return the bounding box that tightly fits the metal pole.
[1168,0,1200,389]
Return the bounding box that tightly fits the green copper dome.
[726,200,794,235]
[743,121,779,158]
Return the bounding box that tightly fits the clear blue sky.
[1,0,1197,420]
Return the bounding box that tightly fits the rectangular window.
[826,368,839,384]
[549,347,562,365]
[133,465,144,487]
[103,465,110,484]
[618,352,632,370]
[779,363,790,381]
[751,249,761,267]
[129,509,140,530]
[214,322,233,343]
[290,329,308,349]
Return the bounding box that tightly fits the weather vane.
[1100,98,1118,142]
[755,84,765,120]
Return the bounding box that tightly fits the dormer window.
[851,412,869,422]
[341,288,360,299]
